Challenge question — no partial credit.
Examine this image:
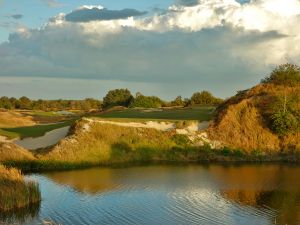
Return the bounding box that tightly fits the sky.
[0,0,299,100]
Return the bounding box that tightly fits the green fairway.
[95,107,215,121]
[0,120,74,139]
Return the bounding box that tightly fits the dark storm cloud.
[176,0,199,6]
[65,7,147,22]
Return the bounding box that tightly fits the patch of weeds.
[171,134,191,146]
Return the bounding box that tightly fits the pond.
[1,164,300,225]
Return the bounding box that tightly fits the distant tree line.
[101,89,223,109]
[0,90,223,111]
[0,96,101,111]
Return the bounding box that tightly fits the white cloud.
[1,0,300,98]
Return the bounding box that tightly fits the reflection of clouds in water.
[20,165,300,225]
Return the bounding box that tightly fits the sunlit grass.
[0,165,41,211]
[94,107,215,121]
[0,120,74,139]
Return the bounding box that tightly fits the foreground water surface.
[1,164,300,225]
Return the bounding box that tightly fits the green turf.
[0,120,74,139]
[95,107,215,121]
[26,111,58,117]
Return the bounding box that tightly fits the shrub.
[130,95,164,108]
[262,63,300,86]
[271,111,298,136]
[103,89,134,108]
[190,91,223,106]
[171,134,191,146]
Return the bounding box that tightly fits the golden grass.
[0,111,35,128]
[42,120,178,163]
[0,164,41,211]
[0,142,36,161]
[209,83,300,152]
[209,99,280,152]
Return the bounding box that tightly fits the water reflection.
[6,164,300,225]
[0,202,40,224]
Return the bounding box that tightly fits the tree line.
[102,89,223,109]
[0,96,101,111]
[0,90,223,111]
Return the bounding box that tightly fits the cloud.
[11,14,23,19]
[65,6,147,22]
[176,0,199,7]
[40,0,63,8]
[0,0,300,98]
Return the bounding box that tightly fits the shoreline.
[3,154,300,173]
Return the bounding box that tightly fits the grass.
[25,111,58,117]
[29,120,299,171]
[0,165,41,212]
[94,107,215,121]
[0,119,74,139]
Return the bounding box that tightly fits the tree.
[263,64,300,136]
[0,96,13,109]
[171,96,184,106]
[130,95,164,108]
[19,96,32,109]
[103,89,133,108]
[190,91,223,106]
[262,63,300,87]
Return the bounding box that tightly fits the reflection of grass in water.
[0,201,40,224]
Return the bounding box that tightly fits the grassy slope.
[208,83,300,153]
[0,120,74,139]
[34,119,297,168]
[0,165,40,211]
[0,143,35,161]
[0,111,35,128]
[94,107,215,121]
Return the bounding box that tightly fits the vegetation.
[95,107,215,121]
[262,63,300,86]
[0,165,40,212]
[0,143,35,161]
[189,91,223,106]
[0,120,74,139]
[170,96,185,107]
[209,63,300,153]
[102,89,134,108]
[261,64,300,136]
[130,94,164,108]
[0,96,101,111]
[0,111,35,128]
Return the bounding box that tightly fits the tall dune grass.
[0,164,41,211]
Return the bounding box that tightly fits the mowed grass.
[95,107,215,121]
[0,120,74,139]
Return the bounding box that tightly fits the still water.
[2,164,300,225]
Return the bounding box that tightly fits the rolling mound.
[208,83,300,152]
[0,142,36,161]
[0,111,35,128]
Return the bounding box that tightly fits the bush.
[103,89,133,108]
[262,63,300,86]
[130,95,164,108]
[190,91,223,106]
[271,111,298,136]
[171,134,191,146]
